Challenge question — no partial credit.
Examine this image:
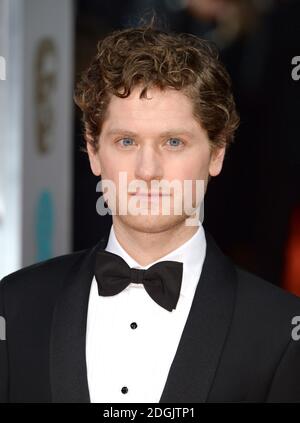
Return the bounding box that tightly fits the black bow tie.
[94,250,183,312]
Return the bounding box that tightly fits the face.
[87,85,225,234]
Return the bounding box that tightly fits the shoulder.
[0,248,89,299]
[235,266,300,311]
[233,265,300,341]
[205,230,300,316]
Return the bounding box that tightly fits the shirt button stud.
[121,386,128,394]
[130,322,138,329]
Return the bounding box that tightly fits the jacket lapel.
[50,234,109,403]
[159,232,237,403]
[50,229,237,403]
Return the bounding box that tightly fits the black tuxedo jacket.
[1,231,300,403]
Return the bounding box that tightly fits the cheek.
[170,156,210,182]
[99,153,135,187]
[97,147,116,177]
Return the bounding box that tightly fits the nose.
[134,144,163,182]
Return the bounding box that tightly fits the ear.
[208,146,226,177]
[86,135,101,176]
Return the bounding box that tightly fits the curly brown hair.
[74,22,240,152]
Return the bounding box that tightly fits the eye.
[117,137,135,147]
[166,137,184,148]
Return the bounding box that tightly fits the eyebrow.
[105,128,195,138]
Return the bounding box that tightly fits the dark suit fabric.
[1,232,300,403]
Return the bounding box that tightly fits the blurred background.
[0,0,300,295]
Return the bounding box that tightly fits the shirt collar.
[105,223,206,300]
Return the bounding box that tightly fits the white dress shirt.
[86,223,207,403]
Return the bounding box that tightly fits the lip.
[131,193,170,196]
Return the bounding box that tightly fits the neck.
[112,218,199,266]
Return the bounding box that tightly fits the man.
[1,23,300,403]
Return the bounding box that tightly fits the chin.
[115,213,188,234]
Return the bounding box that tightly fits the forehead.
[102,86,197,129]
